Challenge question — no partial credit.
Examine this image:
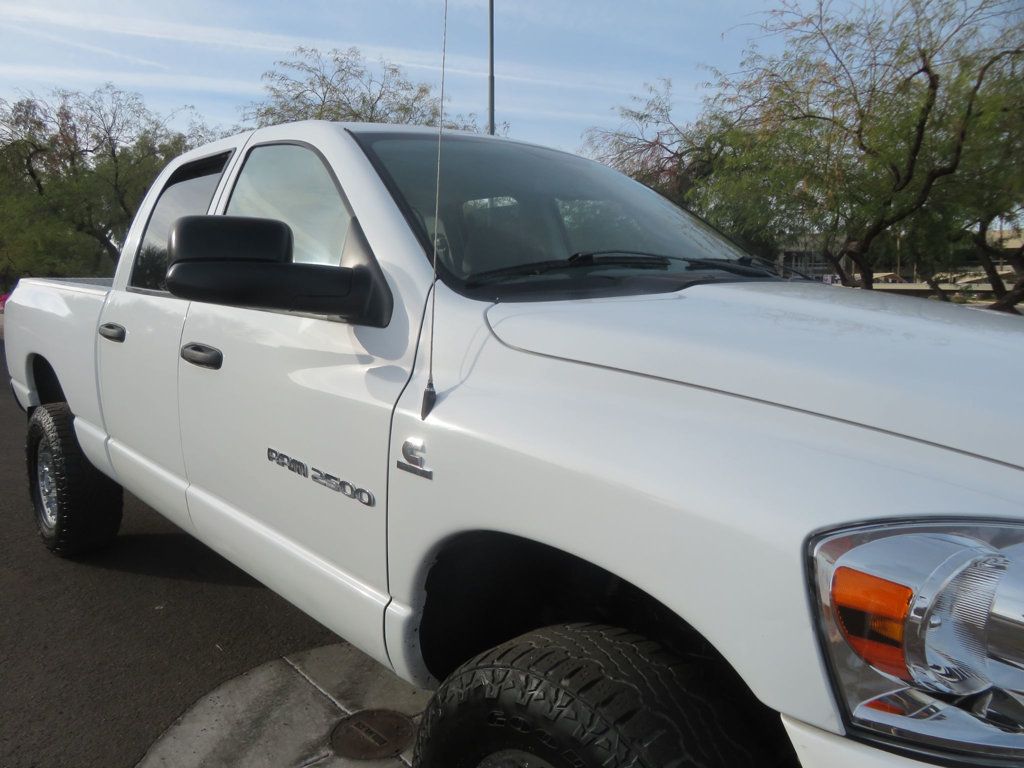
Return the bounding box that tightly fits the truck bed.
[41,276,115,289]
[4,277,111,437]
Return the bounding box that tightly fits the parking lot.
[0,334,347,767]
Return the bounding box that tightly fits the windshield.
[357,132,771,299]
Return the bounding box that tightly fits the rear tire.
[415,623,781,768]
[27,403,122,556]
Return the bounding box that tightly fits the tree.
[588,0,1024,310]
[0,85,207,281]
[585,81,793,259]
[0,157,101,290]
[912,53,1024,310]
[245,46,477,129]
[586,80,719,205]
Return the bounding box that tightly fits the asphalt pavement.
[0,336,340,768]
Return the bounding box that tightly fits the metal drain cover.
[330,709,416,759]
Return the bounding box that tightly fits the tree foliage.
[588,0,1024,309]
[245,46,477,130]
[0,47,477,291]
[0,85,209,288]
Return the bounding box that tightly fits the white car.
[5,121,1023,768]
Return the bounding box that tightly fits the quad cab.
[6,122,1024,767]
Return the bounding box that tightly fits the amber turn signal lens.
[831,566,913,680]
[813,523,1024,759]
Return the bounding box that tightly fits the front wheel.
[27,403,123,556]
[415,623,780,768]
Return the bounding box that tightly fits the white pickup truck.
[5,121,1024,768]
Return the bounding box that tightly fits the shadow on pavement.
[0,337,339,768]
[83,529,261,587]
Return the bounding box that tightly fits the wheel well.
[419,531,716,678]
[418,531,796,761]
[30,356,66,406]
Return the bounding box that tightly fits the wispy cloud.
[0,3,639,96]
[0,0,755,156]
[411,0,655,34]
[448,99,615,125]
[0,21,167,70]
[0,64,264,96]
[0,5,290,52]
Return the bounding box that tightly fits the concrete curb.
[136,643,430,768]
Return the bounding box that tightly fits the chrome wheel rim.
[36,441,58,527]
[477,750,556,768]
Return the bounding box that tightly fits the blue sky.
[0,0,774,152]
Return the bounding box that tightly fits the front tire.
[415,623,775,768]
[27,403,123,556]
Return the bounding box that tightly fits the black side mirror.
[168,215,293,265]
[165,216,390,324]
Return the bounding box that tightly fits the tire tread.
[27,403,122,556]
[415,623,772,768]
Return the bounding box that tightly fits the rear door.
[97,150,234,530]
[176,134,410,661]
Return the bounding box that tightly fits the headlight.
[810,520,1024,763]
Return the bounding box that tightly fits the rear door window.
[130,153,229,292]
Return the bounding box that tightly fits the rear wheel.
[415,623,784,768]
[27,403,123,556]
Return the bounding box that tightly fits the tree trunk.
[926,275,953,302]
[973,220,1007,298]
[75,222,121,265]
[103,239,120,265]
[823,249,853,286]
[976,248,1007,298]
[859,264,874,289]
[841,245,874,289]
[988,275,1024,314]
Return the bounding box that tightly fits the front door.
[98,150,232,531]
[177,140,409,662]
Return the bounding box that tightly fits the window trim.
[127,150,234,296]
[214,139,392,326]
[223,139,358,229]
[126,286,182,299]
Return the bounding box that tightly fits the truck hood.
[485,282,1024,469]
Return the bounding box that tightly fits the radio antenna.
[421,0,448,420]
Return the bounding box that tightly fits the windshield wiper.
[568,249,671,263]
[679,257,780,278]
[682,254,810,280]
[465,252,670,287]
[744,254,811,280]
[463,250,795,288]
[569,251,791,280]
